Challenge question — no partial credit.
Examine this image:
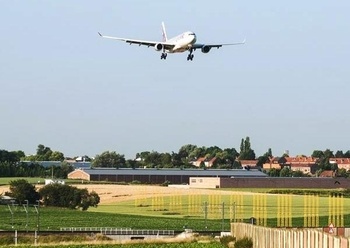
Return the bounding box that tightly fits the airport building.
[67,168,266,184]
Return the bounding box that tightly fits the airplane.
[98,22,245,61]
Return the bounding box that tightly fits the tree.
[337,168,349,178]
[256,148,273,167]
[292,170,305,177]
[344,150,350,158]
[239,137,256,160]
[317,149,334,170]
[92,151,126,168]
[311,150,324,158]
[267,168,280,177]
[280,167,292,177]
[49,151,64,161]
[0,150,25,163]
[26,144,65,161]
[39,183,100,210]
[335,150,344,158]
[178,144,197,160]
[7,179,39,204]
[53,162,74,179]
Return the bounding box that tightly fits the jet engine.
[201,46,211,53]
[155,43,164,51]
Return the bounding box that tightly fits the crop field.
[1,183,350,231]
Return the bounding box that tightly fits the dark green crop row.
[1,242,225,248]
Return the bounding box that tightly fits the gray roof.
[80,168,267,177]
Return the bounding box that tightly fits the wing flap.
[192,39,246,49]
[98,32,175,49]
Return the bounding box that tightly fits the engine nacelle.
[201,46,211,53]
[155,43,164,51]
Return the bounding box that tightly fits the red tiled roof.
[330,158,350,164]
[285,157,318,163]
[319,170,335,177]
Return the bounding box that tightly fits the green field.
[1,243,226,248]
[0,205,226,231]
[0,177,83,185]
[0,177,44,185]
[1,192,350,231]
[2,178,350,231]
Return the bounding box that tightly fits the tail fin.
[161,22,168,42]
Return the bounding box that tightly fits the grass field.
[0,205,226,231]
[0,177,44,185]
[1,179,350,231]
[1,243,226,248]
[1,193,350,231]
[0,177,82,186]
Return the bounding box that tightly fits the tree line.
[1,138,350,177]
[0,145,73,178]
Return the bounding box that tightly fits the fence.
[60,227,174,236]
[231,223,350,248]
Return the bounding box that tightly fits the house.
[263,156,318,175]
[263,157,283,170]
[289,163,318,175]
[330,158,350,170]
[192,157,217,168]
[239,160,258,168]
[285,156,318,165]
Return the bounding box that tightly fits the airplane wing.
[192,39,246,49]
[98,32,175,50]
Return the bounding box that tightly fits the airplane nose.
[192,35,197,44]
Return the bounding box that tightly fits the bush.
[220,235,236,247]
[130,180,141,184]
[39,184,100,210]
[161,180,171,186]
[234,237,253,248]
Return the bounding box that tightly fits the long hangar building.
[68,168,266,187]
[68,168,350,189]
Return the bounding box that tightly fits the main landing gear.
[187,49,194,61]
[161,53,167,60]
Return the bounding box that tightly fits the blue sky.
[1,1,349,159]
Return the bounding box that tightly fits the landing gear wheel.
[161,53,167,60]
[187,54,194,61]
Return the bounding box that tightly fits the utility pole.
[23,200,29,232]
[34,200,40,232]
[203,201,208,230]
[221,202,225,231]
[7,204,14,229]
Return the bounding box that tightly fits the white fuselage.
[166,31,197,53]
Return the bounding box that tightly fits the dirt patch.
[73,184,253,204]
[0,184,253,205]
